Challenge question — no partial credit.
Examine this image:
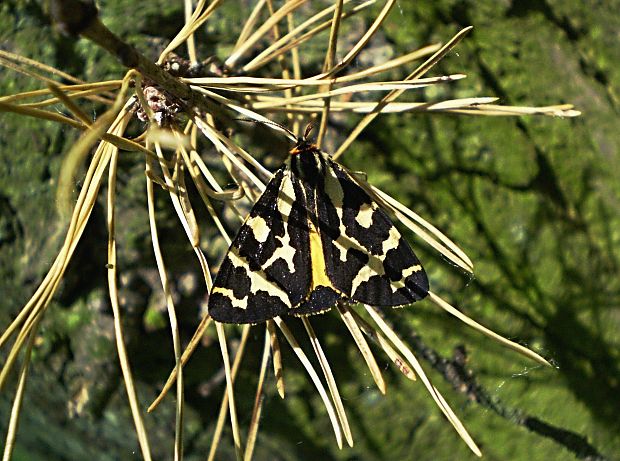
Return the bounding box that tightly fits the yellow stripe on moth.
[350,226,410,295]
[212,248,290,309]
[354,201,376,228]
[309,220,333,290]
[388,264,423,292]
[323,161,377,270]
[211,287,248,309]
[247,215,270,243]
[262,173,297,274]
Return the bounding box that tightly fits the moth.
[208,127,429,324]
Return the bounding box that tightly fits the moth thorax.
[293,148,323,184]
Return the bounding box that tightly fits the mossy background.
[1,1,619,460]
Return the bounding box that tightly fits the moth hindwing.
[208,139,429,324]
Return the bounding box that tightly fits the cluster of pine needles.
[0,1,579,460]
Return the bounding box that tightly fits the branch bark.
[397,318,610,461]
[49,0,232,124]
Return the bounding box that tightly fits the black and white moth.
[208,131,429,324]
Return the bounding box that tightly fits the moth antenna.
[234,118,296,141]
[303,122,315,141]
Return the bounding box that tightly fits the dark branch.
[49,0,233,125]
[376,311,610,461]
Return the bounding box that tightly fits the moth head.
[289,122,316,156]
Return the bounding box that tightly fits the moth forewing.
[310,149,429,305]
[208,168,311,324]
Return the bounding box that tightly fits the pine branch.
[49,0,231,123]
